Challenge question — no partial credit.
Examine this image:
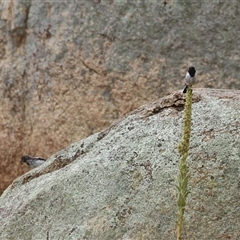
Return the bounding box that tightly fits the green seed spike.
[176,87,193,240]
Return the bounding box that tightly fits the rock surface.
[0,89,239,239]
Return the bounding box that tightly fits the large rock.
[1,1,240,194]
[0,89,239,239]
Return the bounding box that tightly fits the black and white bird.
[21,155,46,168]
[183,66,196,93]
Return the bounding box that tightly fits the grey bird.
[21,155,46,168]
[183,66,197,93]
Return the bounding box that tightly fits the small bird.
[183,66,196,93]
[21,155,46,168]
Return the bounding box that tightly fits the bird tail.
[183,85,188,93]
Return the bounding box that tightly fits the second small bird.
[21,155,46,168]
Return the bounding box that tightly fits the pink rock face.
[0,1,240,198]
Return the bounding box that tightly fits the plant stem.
[176,87,193,239]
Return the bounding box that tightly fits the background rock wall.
[0,0,240,194]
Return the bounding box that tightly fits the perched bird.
[21,155,46,168]
[183,66,196,93]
